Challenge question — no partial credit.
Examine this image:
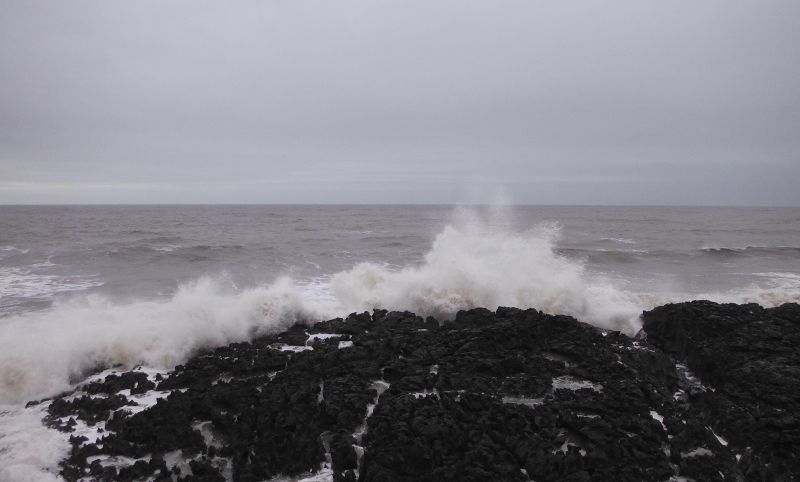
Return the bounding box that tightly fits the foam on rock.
[31,302,799,482]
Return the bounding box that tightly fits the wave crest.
[0,277,323,405]
[331,214,644,334]
[3,210,799,406]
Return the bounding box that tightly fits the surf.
[1,208,799,406]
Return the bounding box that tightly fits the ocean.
[1,204,799,480]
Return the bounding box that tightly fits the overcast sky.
[1,1,798,205]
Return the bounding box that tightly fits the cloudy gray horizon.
[1,1,798,205]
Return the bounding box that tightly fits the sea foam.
[2,208,800,482]
[330,209,647,333]
[1,209,799,408]
[0,277,321,405]
[0,403,67,482]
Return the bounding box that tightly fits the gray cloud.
[1,1,798,205]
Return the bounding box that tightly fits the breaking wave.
[0,278,322,405]
[330,210,649,333]
[1,209,799,407]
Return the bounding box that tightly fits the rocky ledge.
[37,301,799,482]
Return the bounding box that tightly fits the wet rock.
[643,300,800,481]
[47,393,136,428]
[50,302,798,481]
[179,459,227,482]
[83,371,155,396]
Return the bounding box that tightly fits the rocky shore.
[36,301,799,482]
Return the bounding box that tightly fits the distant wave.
[106,243,245,260]
[700,246,800,258]
[557,247,649,264]
[558,245,800,263]
[0,246,29,261]
[380,241,409,248]
[0,246,29,253]
[153,245,181,253]
[0,267,103,309]
[599,237,637,244]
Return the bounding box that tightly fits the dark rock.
[643,300,800,481]
[83,371,155,396]
[50,302,798,482]
[47,393,136,429]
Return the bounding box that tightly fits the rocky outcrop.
[643,301,800,482]
[39,302,799,482]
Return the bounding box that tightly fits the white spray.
[2,207,800,481]
[330,208,646,333]
[0,277,323,405]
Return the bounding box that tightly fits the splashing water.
[0,277,323,405]
[1,208,798,407]
[330,211,647,332]
[2,208,800,482]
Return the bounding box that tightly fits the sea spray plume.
[0,276,323,405]
[330,208,644,333]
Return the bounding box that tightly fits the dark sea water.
[1,205,799,479]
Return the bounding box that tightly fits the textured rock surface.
[643,301,800,482]
[38,302,799,482]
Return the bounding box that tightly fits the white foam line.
[650,411,667,432]
[411,389,439,399]
[305,333,345,346]
[502,397,544,407]
[552,376,603,392]
[352,380,391,480]
[122,391,172,416]
[708,427,728,446]
[270,343,313,353]
[269,468,334,482]
[681,447,713,458]
[85,454,146,469]
[676,364,708,392]
[192,421,225,449]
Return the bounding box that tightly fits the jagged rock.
[643,300,800,482]
[84,372,156,396]
[47,393,136,428]
[50,303,798,481]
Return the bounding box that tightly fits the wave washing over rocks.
[8,300,800,482]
